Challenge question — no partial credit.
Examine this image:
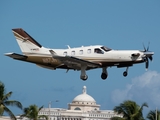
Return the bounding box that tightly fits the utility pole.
[49,101,52,120]
[48,100,59,120]
[156,107,157,120]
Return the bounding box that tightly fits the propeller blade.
[147,42,150,51]
[149,56,153,61]
[145,58,149,70]
[143,43,146,52]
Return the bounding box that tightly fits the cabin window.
[79,50,83,55]
[87,49,91,54]
[94,48,103,54]
[63,51,67,56]
[71,51,75,55]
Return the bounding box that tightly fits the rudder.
[12,28,42,54]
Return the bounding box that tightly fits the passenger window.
[71,51,75,55]
[94,48,103,54]
[87,49,91,54]
[79,50,83,55]
[63,51,67,56]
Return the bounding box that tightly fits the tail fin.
[12,28,43,54]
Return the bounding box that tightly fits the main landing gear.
[80,66,88,81]
[80,66,129,81]
[123,67,129,77]
[101,67,108,80]
[80,75,88,81]
[80,66,108,81]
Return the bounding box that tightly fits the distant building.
[0,86,122,120]
[39,86,122,120]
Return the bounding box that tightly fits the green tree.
[147,110,160,120]
[21,104,48,120]
[111,100,148,120]
[0,81,23,120]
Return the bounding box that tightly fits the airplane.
[5,28,154,81]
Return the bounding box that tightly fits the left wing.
[49,50,101,70]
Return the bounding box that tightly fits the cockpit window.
[101,46,111,52]
[94,48,103,54]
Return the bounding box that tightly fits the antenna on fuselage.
[66,45,71,49]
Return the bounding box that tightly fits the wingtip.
[4,52,14,56]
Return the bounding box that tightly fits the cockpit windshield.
[101,46,112,52]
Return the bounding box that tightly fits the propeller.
[144,57,149,70]
[143,43,153,70]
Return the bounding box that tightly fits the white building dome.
[68,86,100,111]
[72,86,96,103]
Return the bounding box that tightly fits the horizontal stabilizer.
[5,53,27,60]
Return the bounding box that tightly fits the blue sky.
[0,0,160,117]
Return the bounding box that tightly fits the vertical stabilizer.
[12,28,43,54]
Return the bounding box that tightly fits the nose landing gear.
[123,67,129,77]
[123,71,128,77]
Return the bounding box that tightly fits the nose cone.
[144,51,154,56]
[143,51,154,61]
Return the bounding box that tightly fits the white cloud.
[111,70,160,108]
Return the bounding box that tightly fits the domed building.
[38,86,122,120]
[68,86,100,111]
[0,86,122,120]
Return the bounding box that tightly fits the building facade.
[39,86,122,120]
[0,86,122,120]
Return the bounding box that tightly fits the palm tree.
[0,81,23,120]
[147,109,160,120]
[21,104,48,120]
[111,100,148,120]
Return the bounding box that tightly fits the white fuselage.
[6,28,154,80]
[38,45,144,66]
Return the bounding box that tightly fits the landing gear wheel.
[123,71,128,77]
[101,73,108,80]
[80,75,88,81]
